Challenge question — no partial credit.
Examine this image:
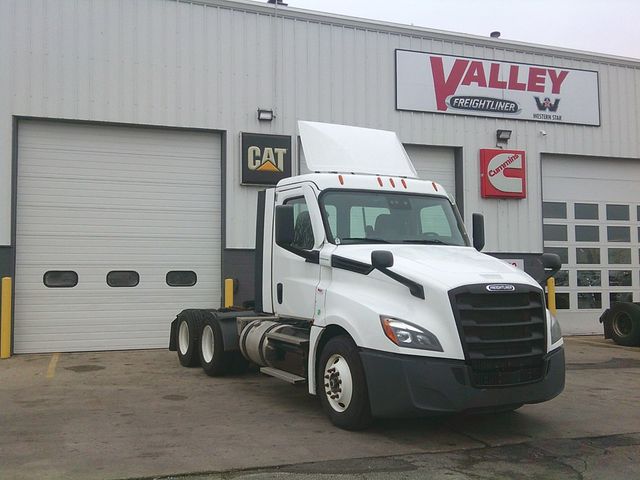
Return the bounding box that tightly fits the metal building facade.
[0,0,639,347]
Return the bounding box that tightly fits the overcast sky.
[285,0,639,59]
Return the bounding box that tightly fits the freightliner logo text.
[486,284,516,292]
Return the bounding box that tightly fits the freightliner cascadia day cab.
[169,121,565,430]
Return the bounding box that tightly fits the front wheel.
[318,336,372,430]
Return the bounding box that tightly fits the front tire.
[318,336,372,430]
[610,303,640,346]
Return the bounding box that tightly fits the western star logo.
[430,56,569,111]
[247,146,287,172]
[535,96,561,112]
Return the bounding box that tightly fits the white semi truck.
[169,121,565,430]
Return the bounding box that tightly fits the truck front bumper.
[360,346,565,418]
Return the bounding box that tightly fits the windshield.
[320,190,469,246]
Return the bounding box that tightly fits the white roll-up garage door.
[404,145,456,198]
[542,155,640,335]
[14,120,222,353]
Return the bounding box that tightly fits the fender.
[307,316,364,395]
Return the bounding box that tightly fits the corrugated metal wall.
[1,0,639,251]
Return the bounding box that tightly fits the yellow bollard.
[224,278,234,308]
[546,276,556,315]
[1,277,12,359]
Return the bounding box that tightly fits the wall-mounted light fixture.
[257,109,275,121]
[496,129,512,142]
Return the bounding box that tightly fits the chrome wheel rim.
[613,312,633,337]
[202,325,215,363]
[178,321,190,355]
[323,354,353,413]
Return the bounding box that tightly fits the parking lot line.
[46,353,60,379]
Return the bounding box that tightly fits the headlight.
[550,311,562,344]
[380,316,443,351]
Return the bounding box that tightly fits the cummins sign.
[395,49,600,126]
[480,149,527,199]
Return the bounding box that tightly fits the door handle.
[277,283,283,304]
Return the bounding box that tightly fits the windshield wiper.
[401,239,452,245]
[338,237,390,244]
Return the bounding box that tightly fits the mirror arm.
[375,266,425,300]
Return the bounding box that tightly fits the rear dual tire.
[177,313,200,368]
[199,318,248,376]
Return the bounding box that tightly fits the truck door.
[272,186,323,319]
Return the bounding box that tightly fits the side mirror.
[275,205,294,246]
[472,213,485,251]
[371,250,394,269]
[542,253,562,280]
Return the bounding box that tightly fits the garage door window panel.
[166,271,197,287]
[577,270,601,287]
[608,248,631,264]
[575,226,599,242]
[608,270,632,287]
[543,202,567,219]
[107,271,140,287]
[607,226,630,242]
[606,204,629,221]
[43,271,78,288]
[577,293,602,309]
[574,203,599,220]
[543,224,568,241]
[555,270,569,287]
[576,248,600,265]
[610,292,633,305]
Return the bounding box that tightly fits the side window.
[420,205,452,237]
[285,197,314,250]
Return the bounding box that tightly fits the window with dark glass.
[578,292,601,309]
[543,224,567,241]
[610,292,633,305]
[609,270,632,287]
[545,247,568,264]
[607,226,630,242]
[285,197,314,250]
[577,270,601,287]
[543,202,567,219]
[107,271,139,287]
[555,293,570,310]
[166,271,197,287]
[575,225,599,242]
[608,248,631,264]
[554,270,569,287]
[576,248,600,264]
[574,203,598,220]
[43,271,78,288]
[606,204,629,221]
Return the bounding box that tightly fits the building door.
[14,120,222,353]
[542,155,640,334]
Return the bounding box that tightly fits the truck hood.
[331,244,540,291]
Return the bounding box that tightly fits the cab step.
[260,367,306,384]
